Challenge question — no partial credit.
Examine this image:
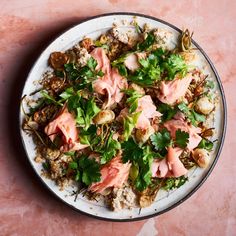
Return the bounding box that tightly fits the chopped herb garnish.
[136,32,155,51]
[158,103,177,122]
[123,89,143,113]
[198,138,214,151]
[178,102,205,126]
[162,176,188,191]
[175,129,189,148]
[150,128,172,151]
[122,138,155,191]
[123,112,141,141]
[68,155,101,186]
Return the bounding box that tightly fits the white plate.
[19,13,227,221]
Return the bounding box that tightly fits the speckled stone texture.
[0,0,235,235]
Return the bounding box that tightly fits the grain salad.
[22,22,216,211]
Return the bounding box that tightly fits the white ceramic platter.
[19,13,226,221]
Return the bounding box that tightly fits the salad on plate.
[22,22,216,211]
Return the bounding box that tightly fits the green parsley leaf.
[83,98,100,130]
[121,138,143,163]
[162,54,188,81]
[136,32,155,51]
[124,89,143,113]
[122,139,155,191]
[158,103,177,122]
[123,112,141,141]
[68,156,101,186]
[116,64,128,77]
[198,138,214,151]
[59,87,74,100]
[78,156,101,186]
[78,125,98,146]
[162,176,188,191]
[150,128,171,151]
[100,133,121,164]
[69,161,78,169]
[76,107,85,125]
[64,151,76,156]
[42,161,50,171]
[55,70,64,78]
[64,63,80,80]
[175,129,189,148]
[133,22,142,34]
[67,92,81,112]
[111,54,128,67]
[129,55,161,86]
[87,57,97,71]
[178,102,205,126]
[40,90,63,106]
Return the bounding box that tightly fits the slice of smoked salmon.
[89,155,131,194]
[157,73,192,105]
[91,48,127,108]
[44,105,88,151]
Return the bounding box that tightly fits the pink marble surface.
[0,0,235,235]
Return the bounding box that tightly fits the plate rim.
[18,12,227,222]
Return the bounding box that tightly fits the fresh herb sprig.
[122,138,155,191]
[68,155,101,186]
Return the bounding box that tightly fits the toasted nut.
[79,38,93,51]
[195,96,214,115]
[49,52,69,70]
[50,77,66,93]
[128,83,145,95]
[93,110,115,124]
[192,148,209,168]
[135,126,154,144]
[33,105,58,125]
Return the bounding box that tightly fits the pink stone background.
[0,0,235,235]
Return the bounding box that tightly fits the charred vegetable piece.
[33,105,58,125]
[49,77,67,93]
[181,29,193,52]
[49,52,69,70]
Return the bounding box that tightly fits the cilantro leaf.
[175,129,189,148]
[129,54,161,86]
[100,133,121,164]
[78,156,101,185]
[123,112,141,141]
[83,98,100,130]
[64,63,80,80]
[150,128,171,151]
[197,138,214,151]
[68,155,101,186]
[162,54,188,80]
[178,102,205,126]
[124,89,143,113]
[158,103,177,122]
[121,138,143,163]
[122,139,155,191]
[87,57,97,70]
[136,32,155,51]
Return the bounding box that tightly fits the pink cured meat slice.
[157,73,192,105]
